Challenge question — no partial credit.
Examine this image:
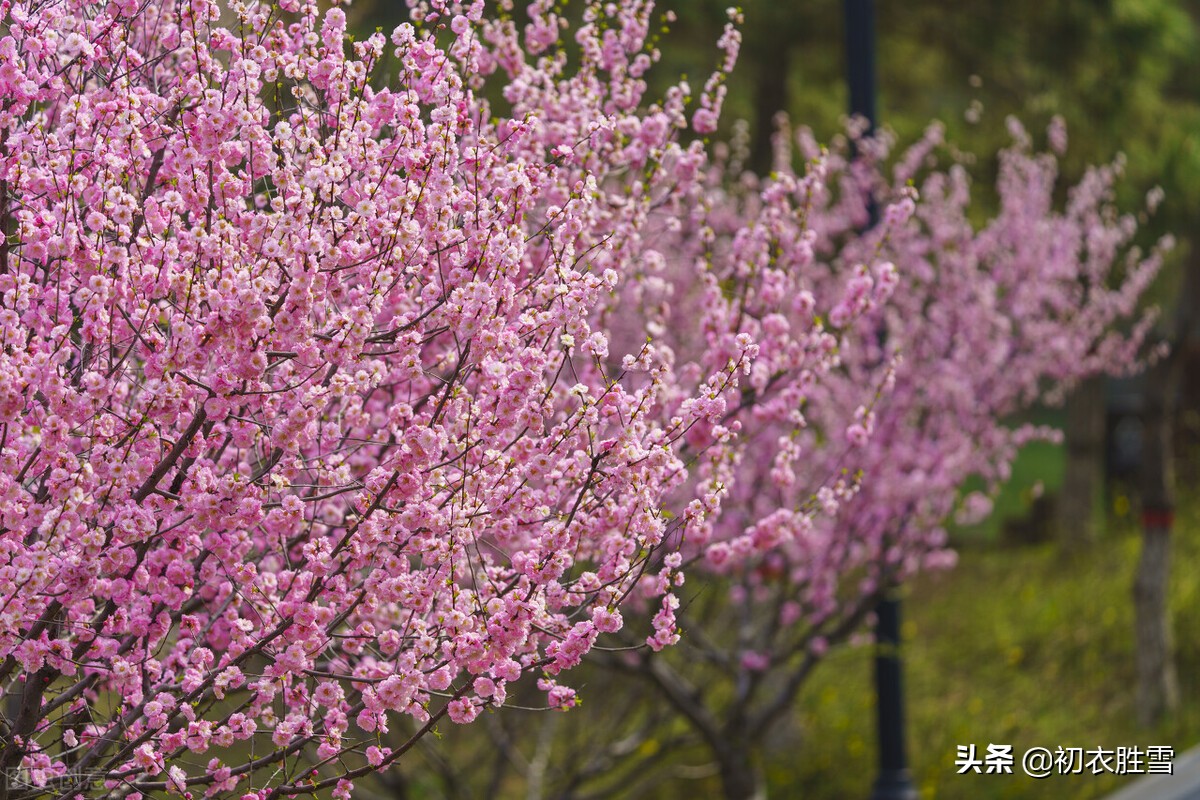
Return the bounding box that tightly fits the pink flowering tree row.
[0,0,904,797]
[423,119,1167,799]
[675,119,1164,799]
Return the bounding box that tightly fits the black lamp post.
[845,0,877,134]
[868,590,918,800]
[843,2,919,799]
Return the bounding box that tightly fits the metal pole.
[845,0,877,137]
[868,592,918,800]
[843,2,919,798]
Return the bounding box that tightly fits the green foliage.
[883,0,1200,245]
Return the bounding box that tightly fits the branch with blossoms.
[646,120,1164,800]
[413,116,1168,800]
[0,0,730,797]
[0,0,899,797]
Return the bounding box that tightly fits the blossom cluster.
[633,114,1165,749]
[0,0,826,796]
[710,118,1164,639]
[459,118,1167,800]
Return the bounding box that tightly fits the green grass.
[954,409,1069,544]
[777,508,1200,799]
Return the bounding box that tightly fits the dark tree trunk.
[717,738,764,800]
[1130,242,1200,727]
[1059,376,1105,546]
[1135,353,1180,727]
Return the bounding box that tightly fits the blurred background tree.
[652,0,1200,547]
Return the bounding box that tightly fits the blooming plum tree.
[0,0,858,796]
